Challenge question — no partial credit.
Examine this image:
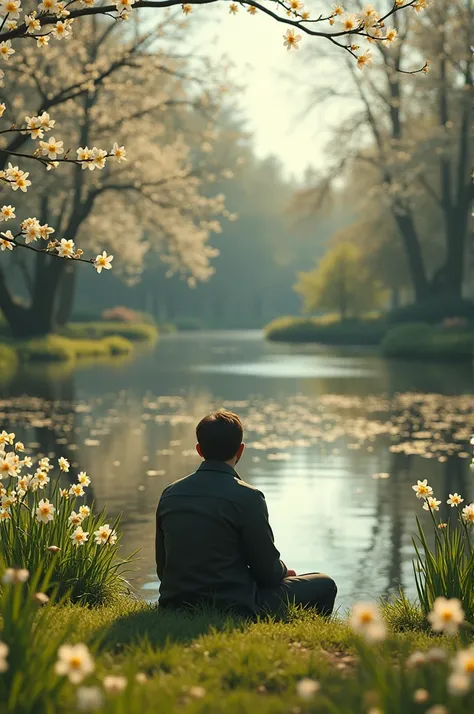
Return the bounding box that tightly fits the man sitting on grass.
[155,410,337,617]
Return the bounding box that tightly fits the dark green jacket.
[155,461,287,614]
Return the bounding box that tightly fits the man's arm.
[240,490,287,588]
[155,507,166,580]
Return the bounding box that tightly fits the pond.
[1,330,473,609]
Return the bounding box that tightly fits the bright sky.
[193,6,342,181]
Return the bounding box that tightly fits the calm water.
[1,331,473,609]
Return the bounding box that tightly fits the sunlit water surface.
[1,331,473,609]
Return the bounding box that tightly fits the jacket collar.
[197,460,240,479]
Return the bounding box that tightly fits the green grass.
[0,342,17,371]
[381,323,474,361]
[63,321,158,344]
[15,334,135,363]
[38,599,462,713]
[264,315,387,345]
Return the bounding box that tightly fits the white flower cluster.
[412,479,474,524]
[0,93,125,270]
[0,432,117,546]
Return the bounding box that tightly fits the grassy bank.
[0,320,157,364]
[63,321,158,344]
[381,323,474,361]
[264,316,387,346]
[18,597,465,714]
[16,334,134,363]
[265,315,474,361]
[1,439,474,712]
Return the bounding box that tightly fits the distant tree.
[295,242,385,319]
[293,0,472,304]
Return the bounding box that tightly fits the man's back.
[155,460,287,614]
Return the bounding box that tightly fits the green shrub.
[389,297,474,325]
[63,321,158,344]
[0,343,17,371]
[265,316,387,345]
[0,437,133,605]
[382,323,474,361]
[16,335,136,363]
[103,335,134,356]
[18,335,77,362]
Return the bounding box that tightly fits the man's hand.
[286,569,297,577]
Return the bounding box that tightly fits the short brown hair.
[196,410,243,462]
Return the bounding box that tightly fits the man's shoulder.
[234,476,264,499]
[159,468,264,502]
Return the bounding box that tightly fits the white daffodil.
[0,453,19,478]
[0,431,15,446]
[55,643,95,684]
[79,505,90,519]
[1,491,17,508]
[38,456,53,471]
[70,483,85,497]
[427,597,464,635]
[77,471,90,486]
[32,470,50,489]
[2,568,29,584]
[71,526,89,547]
[423,496,441,512]
[349,601,386,642]
[58,456,70,472]
[447,672,471,695]
[0,641,8,672]
[94,524,117,546]
[68,511,83,528]
[452,646,474,680]
[461,503,474,525]
[412,479,433,499]
[406,651,426,668]
[36,498,55,524]
[447,493,464,507]
[103,675,127,694]
[77,686,104,711]
[295,678,320,699]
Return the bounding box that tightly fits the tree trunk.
[56,262,77,327]
[391,210,431,302]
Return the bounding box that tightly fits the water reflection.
[0,331,472,608]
